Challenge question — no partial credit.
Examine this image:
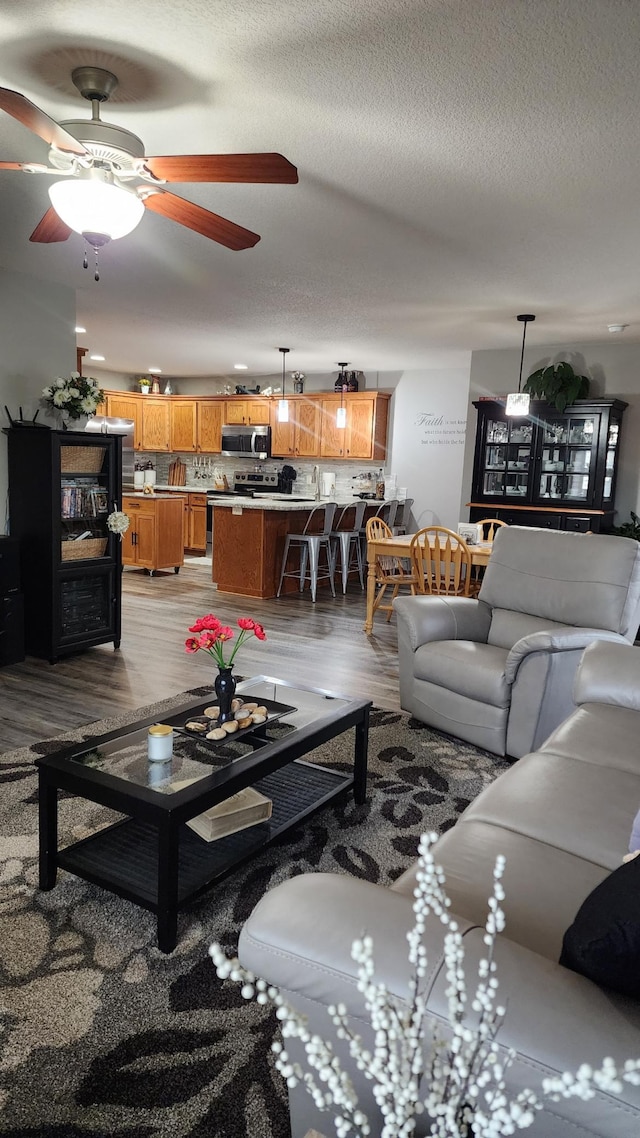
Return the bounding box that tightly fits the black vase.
[215,666,236,723]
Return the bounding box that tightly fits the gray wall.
[463,341,640,525]
[0,267,76,532]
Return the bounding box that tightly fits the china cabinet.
[468,399,627,532]
[6,428,122,662]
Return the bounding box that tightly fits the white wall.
[87,368,402,395]
[0,267,76,532]
[389,359,472,529]
[464,341,640,525]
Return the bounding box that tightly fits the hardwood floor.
[0,563,401,753]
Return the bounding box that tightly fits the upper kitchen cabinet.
[469,398,627,532]
[170,400,197,452]
[104,393,142,449]
[141,398,171,452]
[320,393,390,460]
[270,397,322,458]
[197,400,223,453]
[224,398,271,426]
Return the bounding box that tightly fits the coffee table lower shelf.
[56,760,351,942]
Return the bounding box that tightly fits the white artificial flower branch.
[209,832,640,1138]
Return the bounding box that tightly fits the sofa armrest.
[504,628,627,684]
[393,595,492,651]
[575,639,640,711]
[238,873,640,1131]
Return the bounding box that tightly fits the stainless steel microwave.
[220,423,271,460]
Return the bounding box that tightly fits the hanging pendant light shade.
[336,361,349,428]
[505,314,535,416]
[277,347,290,423]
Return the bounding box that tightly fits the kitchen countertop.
[122,491,187,500]
[144,483,396,510]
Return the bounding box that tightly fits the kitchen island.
[210,497,386,599]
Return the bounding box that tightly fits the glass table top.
[64,678,354,795]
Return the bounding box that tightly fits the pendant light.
[505,314,535,416]
[278,347,290,422]
[336,361,349,428]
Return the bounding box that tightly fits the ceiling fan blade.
[143,153,298,184]
[0,161,51,171]
[142,190,260,250]
[29,208,72,243]
[0,161,27,169]
[0,86,88,156]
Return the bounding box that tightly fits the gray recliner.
[394,527,640,758]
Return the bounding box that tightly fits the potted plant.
[613,510,640,540]
[523,361,590,413]
[136,375,151,394]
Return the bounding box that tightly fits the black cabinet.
[468,399,627,533]
[6,429,122,662]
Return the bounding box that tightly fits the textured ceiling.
[1,0,640,376]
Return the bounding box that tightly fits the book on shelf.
[186,786,272,842]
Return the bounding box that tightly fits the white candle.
[148,724,174,762]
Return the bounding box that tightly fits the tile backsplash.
[147,454,389,498]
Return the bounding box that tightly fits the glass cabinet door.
[537,414,595,503]
[59,442,112,564]
[604,419,619,501]
[482,418,532,499]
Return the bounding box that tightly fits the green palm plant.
[523,361,590,413]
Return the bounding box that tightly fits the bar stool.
[392,498,414,535]
[330,500,367,593]
[359,499,398,562]
[277,502,338,602]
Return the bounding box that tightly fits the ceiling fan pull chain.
[83,242,88,270]
[94,245,100,282]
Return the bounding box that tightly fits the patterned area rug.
[0,690,508,1138]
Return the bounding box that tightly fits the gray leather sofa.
[239,639,640,1138]
[394,527,640,758]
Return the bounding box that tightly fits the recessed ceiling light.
[89,354,105,361]
[234,363,248,370]
[75,325,86,334]
[607,324,627,333]
[148,367,162,373]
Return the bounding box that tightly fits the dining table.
[364,532,493,633]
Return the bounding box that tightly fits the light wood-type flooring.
[0,563,402,753]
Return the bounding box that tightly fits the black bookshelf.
[6,428,123,662]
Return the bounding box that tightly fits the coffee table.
[36,676,370,953]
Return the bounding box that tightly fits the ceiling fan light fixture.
[48,177,144,240]
[505,314,535,416]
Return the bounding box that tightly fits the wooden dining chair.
[410,526,473,597]
[476,517,507,541]
[365,516,419,622]
[470,518,507,594]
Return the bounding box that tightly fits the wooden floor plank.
[0,565,401,753]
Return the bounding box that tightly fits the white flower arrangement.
[210,832,640,1138]
[41,373,105,421]
[106,510,130,538]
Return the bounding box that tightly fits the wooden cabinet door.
[346,397,376,458]
[294,399,321,457]
[170,401,197,452]
[197,401,223,452]
[106,394,141,449]
[182,496,190,549]
[320,399,345,458]
[121,517,136,565]
[141,399,170,451]
[270,405,295,456]
[188,502,208,552]
[135,513,156,568]
[246,399,271,425]
[224,400,246,424]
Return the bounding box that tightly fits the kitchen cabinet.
[6,429,122,662]
[170,400,197,452]
[468,399,627,532]
[105,393,142,449]
[122,494,185,574]
[183,492,208,553]
[270,397,322,458]
[224,398,271,426]
[141,398,170,452]
[320,393,390,460]
[197,400,223,452]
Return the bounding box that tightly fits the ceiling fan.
[0,66,298,272]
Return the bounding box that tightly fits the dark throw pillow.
[560,857,640,997]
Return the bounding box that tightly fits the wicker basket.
[61,537,108,562]
[60,445,106,474]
